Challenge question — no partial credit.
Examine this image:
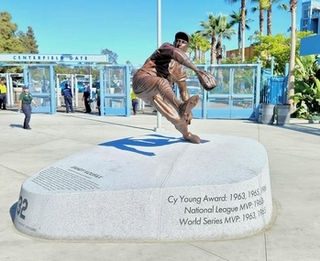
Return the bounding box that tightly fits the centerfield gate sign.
[0,53,108,63]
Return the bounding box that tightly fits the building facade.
[301,0,320,33]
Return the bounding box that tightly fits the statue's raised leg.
[153,94,201,144]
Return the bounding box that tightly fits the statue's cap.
[175,31,190,43]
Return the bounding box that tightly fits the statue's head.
[174,31,190,52]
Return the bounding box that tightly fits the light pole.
[154,0,163,131]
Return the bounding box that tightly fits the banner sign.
[0,54,108,63]
[300,34,320,56]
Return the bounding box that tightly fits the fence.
[260,69,288,105]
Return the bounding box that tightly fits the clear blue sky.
[1,0,301,65]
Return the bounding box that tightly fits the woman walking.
[18,86,38,130]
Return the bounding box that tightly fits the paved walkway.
[0,109,319,261]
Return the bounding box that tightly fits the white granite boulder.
[14,134,273,241]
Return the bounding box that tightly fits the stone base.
[14,134,273,241]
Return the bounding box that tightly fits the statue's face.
[174,38,188,52]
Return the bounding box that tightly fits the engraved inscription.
[166,185,269,226]
[31,166,101,191]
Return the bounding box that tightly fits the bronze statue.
[132,31,217,144]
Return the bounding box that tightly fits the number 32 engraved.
[17,196,28,220]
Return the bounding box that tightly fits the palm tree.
[189,33,210,64]
[267,0,288,36]
[224,0,247,62]
[198,13,219,66]
[288,0,297,113]
[198,14,235,66]
[230,10,253,52]
[251,0,270,35]
[247,30,261,45]
[215,14,236,64]
[198,37,211,64]
[189,33,202,63]
[240,0,246,62]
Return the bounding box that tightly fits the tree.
[198,13,219,66]
[189,33,210,64]
[198,13,235,66]
[292,55,320,118]
[0,12,24,53]
[288,0,297,113]
[198,37,211,64]
[254,33,290,74]
[247,30,260,45]
[17,26,38,53]
[251,0,270,35]
[253,31,313,75]
[215,14,236,64]
[225,0,247,62]
[25,26,38,53]
[230,9,253,52]
[0,11,28,73]
[240,0,246,62]
[101,48,118,64]
[189,33,202,63]
[267,0,288,36]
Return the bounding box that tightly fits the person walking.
[83,84,91,113]
[95,86,101,115]
[18,86,38,130]
[131,91,138,115]
[0,77,7,110]
[61,82,74,113]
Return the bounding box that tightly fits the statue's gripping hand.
[196,70,218,91]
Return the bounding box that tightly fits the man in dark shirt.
[61,82,74,113]
[83,84,92,113]
[132,32,203,143]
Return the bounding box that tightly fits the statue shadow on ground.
[99,134,190,157]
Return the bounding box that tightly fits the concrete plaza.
[0,109,319,261]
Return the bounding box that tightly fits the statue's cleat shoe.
[179,95,199,123]
[184,132,201,144]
